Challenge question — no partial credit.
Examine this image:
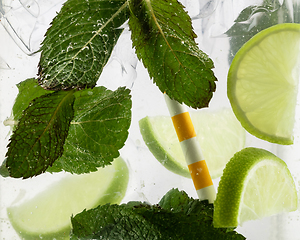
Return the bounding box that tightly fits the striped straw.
[164,94,216,203]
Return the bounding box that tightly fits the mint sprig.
[5,80,131,176]
[38,0,130,90]
[128,0,217,109]
[48,86,131,174]
[6,90,75,178]
[5,0,217,178]
[70,189,245,239]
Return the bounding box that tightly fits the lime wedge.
[214,147,298,228]
[139,108,245,179]
[228,23,300,145]
[7,157,129,240]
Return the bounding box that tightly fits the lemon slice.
[213,147,298,228]
[139,108,245,179]
[228,23,300,145]
[7,157,129,240]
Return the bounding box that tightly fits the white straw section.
[196,186,216,202]
[180,138,204,165]
[164,94,216,203]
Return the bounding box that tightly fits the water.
[0,0,300,239]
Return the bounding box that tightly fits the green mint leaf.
[6,91,75,178]
[128,0,217,109]
[227,0,292,63]
[0,159,10,178]
[234,5,271,23]
[47,86,131,174]
[70,189,245,240]
[12,79,53,122]
[7,80,131,174]
[38,0,130,90]
[158,188,213,216]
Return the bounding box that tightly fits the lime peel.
[214,147,298,228]
[228,23,300,145]
[7,157,129,240]
[139,108,245,179]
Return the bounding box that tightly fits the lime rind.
[139,109,245,179]
[228,23,300,145]
[238,159,296,223]
[7,157,129,240]
[213,147,298,228]
[139,116,191,178]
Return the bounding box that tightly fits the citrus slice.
[213,147,298,228]
[227,23,300,145]
[7,157,129,240]
[139,108,245,179]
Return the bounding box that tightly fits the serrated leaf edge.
[39,0,130,89]
[6,90,75,178]
[143,0,191,75]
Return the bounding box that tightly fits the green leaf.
[47,86,131,174]
[234,6,271,23]
[158,188,209,215]
[0,159,10,178]
[6,91,75,178]
[38,0,130,90]
[227,0,293,63]
[70,189,245,240]
[12,79,53,122]
[128,0,217,109]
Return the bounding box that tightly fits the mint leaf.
[70,189,245,239]
[6,91,75,178]
[12,79,53,122]
[38,0,130,90]
[47,86,131,174]
[0,159,9,178]
[158,188,208,214]
[7,80,131,174]
[227,0,293,63]
[128,0,217,109]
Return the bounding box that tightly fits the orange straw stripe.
[171,112,196,142]
[188,160,213,190]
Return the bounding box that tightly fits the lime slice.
[214,147,298,228]
[7,157,129,240]
[139,108,245,179]
[228,23,300,145]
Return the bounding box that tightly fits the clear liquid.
[1,0,299,239]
